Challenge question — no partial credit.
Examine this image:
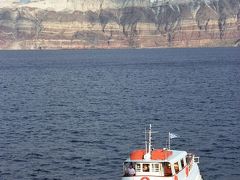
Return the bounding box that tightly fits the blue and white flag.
[169,132,179,139]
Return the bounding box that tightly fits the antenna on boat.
[148,124,152,153]
[145,127,147,154]
[168,132,171,150]
[144,124,152,160]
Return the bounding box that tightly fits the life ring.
[141,177,150,180]
[186,166,189,176]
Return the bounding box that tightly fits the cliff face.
[0,0,239,49]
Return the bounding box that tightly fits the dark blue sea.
[0,48,240,180]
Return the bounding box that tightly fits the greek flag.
[169,133,179,139]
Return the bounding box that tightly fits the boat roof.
[125,149,187,164]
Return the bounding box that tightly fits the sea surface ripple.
[0,48,240,180]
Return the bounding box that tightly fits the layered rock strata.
[0,0,239,49]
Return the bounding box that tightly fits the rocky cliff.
[0,0,239,49]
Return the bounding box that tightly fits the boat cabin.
[123,149,192,178]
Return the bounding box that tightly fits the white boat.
[122,125,203,180]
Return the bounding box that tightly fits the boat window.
[163,162,172,176]
[184,157,187,166]
[143,164,150,172]
[136,163,141,172]
[151,163,160,172]
[174,162,179,174]
[181,159,184,169]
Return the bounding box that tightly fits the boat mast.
[145,127,147,153]
[148,124,152,153]
[168,132,171,150]
[144,124,152,160]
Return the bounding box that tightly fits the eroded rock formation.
[0,0,239,49]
